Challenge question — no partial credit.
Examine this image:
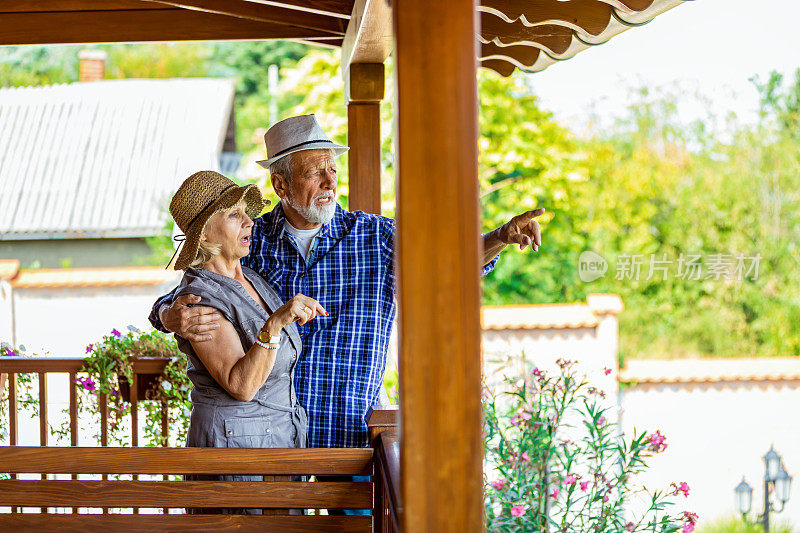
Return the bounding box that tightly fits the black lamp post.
[735,445,793,532]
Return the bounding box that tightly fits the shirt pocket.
[223,417,274,449]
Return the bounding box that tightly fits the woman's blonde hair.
[189,233,222,269]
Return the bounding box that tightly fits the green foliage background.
[2,43,798,360]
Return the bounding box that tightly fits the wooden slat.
[480,0,613,37]
[144,0,347,34]
[130,374,139,514]
[394,0,484,531]
[480,42,542,70]
[0,480,372,509]
[98,394,108,447]
[7,373,17,514]
[480,58,516,77]
[8,374,17,446]
[38,373,48,513]
[0,447,374,476]
[130,374,139,447]
[480,12,574,56]
[38,373,47,447]
[68,372,78,447]
[0,9,338,46]
[0,513,372,533]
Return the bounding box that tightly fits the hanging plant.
[78,327,192,447]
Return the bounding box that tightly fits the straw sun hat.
[168,171,267,270]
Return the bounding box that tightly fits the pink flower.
[521,451,530,462]
[682,511,698,529]
[85,344,94,353]
[490,480,506,491]
[602,494,609,503]
[549,487,560,499]
[580,481,590,491]
[510,505,526,517]
[564,475,578,485]
[625,522,635,532]
[111,328,122,338]
[74,376,97,393]
[3,347,15,357]
[647,431,668,453]
[604,368,613,376]
[533,367,542,377]
[676,481,690,497]
[596,416,606,427]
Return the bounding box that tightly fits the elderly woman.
[168,170,325,514]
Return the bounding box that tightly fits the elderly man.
[150,114,543,450]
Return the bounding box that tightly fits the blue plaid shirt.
[151,203,497,447]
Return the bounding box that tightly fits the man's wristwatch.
[257,329,281,345]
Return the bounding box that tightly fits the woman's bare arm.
[190,317,277,402]
[188,294,327,402]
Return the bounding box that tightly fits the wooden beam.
[0,8,334,45]
[249,0,353,18]
[347,63,384,215]
[143,0,347,34]
[0,0,171,12]
[341,0,392,77]
[394,0,483,531]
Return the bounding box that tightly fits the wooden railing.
[0,356,403,531]
[0,355,170,448]
[0,446,374,531]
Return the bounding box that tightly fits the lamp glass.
[735,478,753,515]
[764,447,782,481]
[775,469,792,503]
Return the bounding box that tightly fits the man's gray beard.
[283,193,337,225]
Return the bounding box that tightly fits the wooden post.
[393,1,483,531]
[347,62,384,214]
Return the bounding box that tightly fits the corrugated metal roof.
[0,78,235,240]
[619,357,800,384]
[12,266,180,288]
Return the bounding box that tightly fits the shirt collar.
[264,202,349,240]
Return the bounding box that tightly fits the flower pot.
[117,373,160,402]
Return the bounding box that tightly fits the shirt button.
[227,430,233,435]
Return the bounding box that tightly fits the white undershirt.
[284,221,323,260]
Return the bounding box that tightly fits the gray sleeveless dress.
[174,267,307,513]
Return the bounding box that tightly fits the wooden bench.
[0,446,375,532]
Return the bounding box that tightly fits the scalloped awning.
[0,1,687,77]
[478,0,688,76]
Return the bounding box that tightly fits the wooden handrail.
[376,430,401,531]
[0,356,169,374]
[366,407,400,532]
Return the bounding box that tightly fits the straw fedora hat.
[168,171,268,270]
[256,114,348,168]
